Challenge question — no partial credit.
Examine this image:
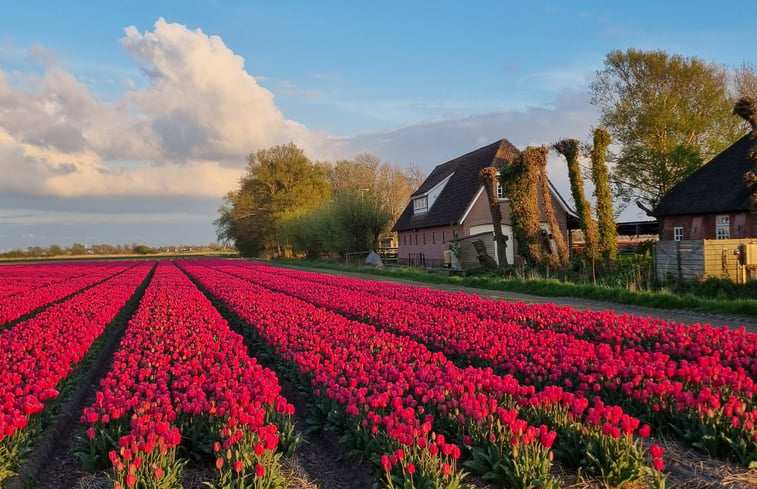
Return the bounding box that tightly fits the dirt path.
[271,262,757,333]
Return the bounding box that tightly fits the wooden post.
[676,240,682,282]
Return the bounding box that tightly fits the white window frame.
[413,196,428,214]
[495,171,508,201]
[673,227,683,241]
[715,215,730,240]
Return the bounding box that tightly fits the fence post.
[676,240,682,282]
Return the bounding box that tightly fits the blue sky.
[0,1,755,250]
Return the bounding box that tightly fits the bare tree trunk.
[479,167,508,266]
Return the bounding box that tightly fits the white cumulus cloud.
[0,18,318,200]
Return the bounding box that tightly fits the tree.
[590,128,617,262]
[47,244,63,257]
[27,246,44,258]
[553,139,600,273]
[590,49,744,212]
[534,146,569,267]
[322,153,423,223]
[133,244,152,254]
[215,142,330,257]
[277,207,328,258]
[69,243,88,255]
[501,148,546,267]
[321,190,393,255]
[734,63,757,99]
[479,167,508,266]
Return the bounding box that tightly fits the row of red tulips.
[81,261,296,489]
[266,265,757,378]
[0,261,137,326]
[0,261,128,298]
[180,260,662,488]
[256,266,757,374]
[0,261,153,485]
[222,262,757,466]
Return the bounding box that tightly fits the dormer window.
[410,172,452,216]
[413,196,428,214]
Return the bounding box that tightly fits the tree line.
[214,143,424,258]
[0,243,228,259]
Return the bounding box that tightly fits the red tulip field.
[2,258,756,488]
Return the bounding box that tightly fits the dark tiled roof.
[392,139,520,232]
[653,133,757,217]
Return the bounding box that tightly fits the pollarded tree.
[590,128,617,262]
[590,49,744,213]
[478,142,521,267]
[501,147,546,267]
[553,139,600,264]
[533,146,569,268]
[479,166,509,266]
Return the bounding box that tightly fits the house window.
[716,215,730,239]
[413,196,428,214]
[423,233,426,244]
[442,231,446,243]
[673,227,683,241]
[432,232,436,244]
[415,233,418,245]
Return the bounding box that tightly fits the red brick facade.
[661,213,757,241]
[397,189,570,267]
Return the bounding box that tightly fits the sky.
[0,1,755,250]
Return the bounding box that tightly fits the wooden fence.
[654,239,757,282]
[454,232,498,270]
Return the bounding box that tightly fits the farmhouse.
[651,110,757,282]
[392,139,575,269]
[652,132,757,241]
